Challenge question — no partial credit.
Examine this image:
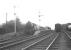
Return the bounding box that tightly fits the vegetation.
[0,18,35,35]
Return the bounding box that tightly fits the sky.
[0,0,71,29]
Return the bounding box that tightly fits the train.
[55,23,62,32]
[55,23,71,32]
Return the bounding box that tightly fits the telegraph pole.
[14,5,16,33]
[6,12,8,33]
[38,10,43,30]
[6,12,7,25]
[38,11,43,26]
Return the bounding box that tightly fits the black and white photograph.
[0,0,71,50]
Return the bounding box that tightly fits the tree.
[0,18,24,34]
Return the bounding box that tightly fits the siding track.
[47,31,71,50]
[23,33,58,50]
[0,30,54,50]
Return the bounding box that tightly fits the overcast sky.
[0,0,71,29]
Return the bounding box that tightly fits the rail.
[21,33,54,50]
[63,31,71,39]
[0,30,53,49]
[45,33,59,50]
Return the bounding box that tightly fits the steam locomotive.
[66,24,71,31]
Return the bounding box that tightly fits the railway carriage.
[55,23,62,32]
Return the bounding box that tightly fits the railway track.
[22,31,71,50]
[23,32,58,50]
[0,30,54,50]
[0,30,49,44]
[0,32,19,42]
[0,31,40,44]
[0,34,32,44]
[64,31,71,39]
[47,31,71,50]
[0,31,38,43]
[0,30,52,46]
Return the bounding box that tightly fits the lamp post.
[14,5,16,33]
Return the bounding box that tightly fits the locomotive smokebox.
[66,24,71,31]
